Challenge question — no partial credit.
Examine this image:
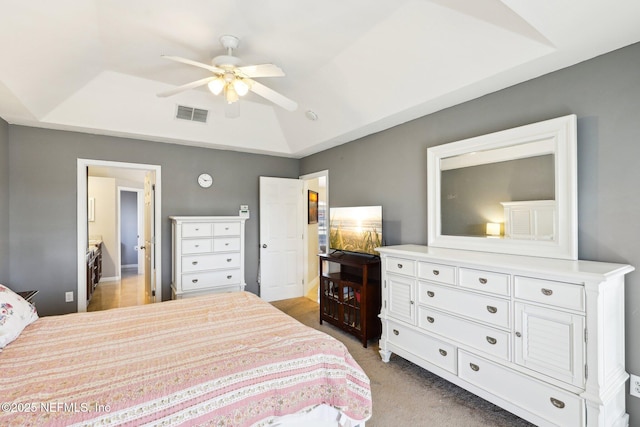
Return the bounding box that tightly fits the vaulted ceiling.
[1,0,639,158]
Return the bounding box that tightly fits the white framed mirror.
[427,114,577,260]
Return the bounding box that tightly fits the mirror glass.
[427,115,577,260]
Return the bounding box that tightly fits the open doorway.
[301,170,328,302]
[76,159,162,313]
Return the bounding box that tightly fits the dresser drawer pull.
[541,288,553,296]
[225,227,229,230]
[227,258,232,262]
[432,270,440,276]
[195,244,200,247]
[225,242,230,246]
[397,263,403,269]
[515,331,522,338]
[191,279,198,283]
[393,329,399,336]
[470,363,480,372]
[410,300,415,305]
[227,275,232,279]
[486,336,497,345]
[192,261,198,265]
[427,316,435,323]
[486,305,497,314]
[550,398,565,409]
[478,278,488,284]
[427,291,435,298]
[439,349,447,357]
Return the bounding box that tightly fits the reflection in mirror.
[427,114,577,260]
[441,154,554,237]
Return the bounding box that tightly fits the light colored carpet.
[271,297,535,427]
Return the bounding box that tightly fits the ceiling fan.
[157,35,297,112]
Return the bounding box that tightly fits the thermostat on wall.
[239,205,250,218]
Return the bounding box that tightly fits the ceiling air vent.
[176,105,209,123]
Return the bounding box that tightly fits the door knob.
[140,246,146,250]
[262,244,268,248]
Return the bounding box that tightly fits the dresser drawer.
[514,276,584,312]
[418,307,510,361]
[182,253,241,272]
[214,222,241,236]
[386,257,416,276]
[182,238,213,254]
[459,268,510,296]
[386,320,457,374]
[182,223,213,238]
[417,262,455,285]
[182,269,242,291]
[213,237,241,252]
[418,282,510,329]
[458,350,584,426]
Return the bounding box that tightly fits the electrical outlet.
[631,374,640,398]
[65,291,74,303]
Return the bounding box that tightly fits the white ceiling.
[1,0,639,158]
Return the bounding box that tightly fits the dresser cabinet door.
[514,302,585,388]
[387,274,416,324]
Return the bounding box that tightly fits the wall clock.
[197,173,213,188]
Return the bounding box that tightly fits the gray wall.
[0,117,8,283]
[7,126,299,315]
[301,42,640,419]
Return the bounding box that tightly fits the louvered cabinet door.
[387,274,416,325]
[514,302,585,388]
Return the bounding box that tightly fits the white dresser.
[170,216,247,299]
[377,244,633,427]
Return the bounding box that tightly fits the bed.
[0,287,372,426]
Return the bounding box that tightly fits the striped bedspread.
[0,292,372,426]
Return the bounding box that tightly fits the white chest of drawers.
[170,216,247,299]
[377,244,633,427]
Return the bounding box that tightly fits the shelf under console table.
[377,244,633,427]
[319,252,381,347]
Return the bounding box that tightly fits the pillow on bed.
[0,284,39,350]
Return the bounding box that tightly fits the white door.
[259,176,304,301]
[143,172,156,303]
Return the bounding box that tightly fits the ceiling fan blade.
[161,55,224,74]
[249,80,298,111]
[237,64,285,78]
[157,76,216,98]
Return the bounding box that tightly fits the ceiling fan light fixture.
[208,77,225,95]
[233,78,250,96]
[225,84,239,103]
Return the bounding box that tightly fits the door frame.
[77,159,162,312]
[300,170,329,298]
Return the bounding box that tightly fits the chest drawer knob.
[433,270,440,276]
[192,279,198,283]
[550,398,565,409]
[541,288,554,296]
[515,332,522,338]
[427,291,435,298]
[427,316,435,323]
[227,258,232,262]
[192,261,198,265]
[439,349,447,357]
[393,329,400,336]
[470,363,480,372]
[227,275,233,279]
[397,263,403,269]
[478,278,488,284]
[486,336,497,345]
[486,305,497,314]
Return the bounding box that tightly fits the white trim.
[77,159,162,312]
